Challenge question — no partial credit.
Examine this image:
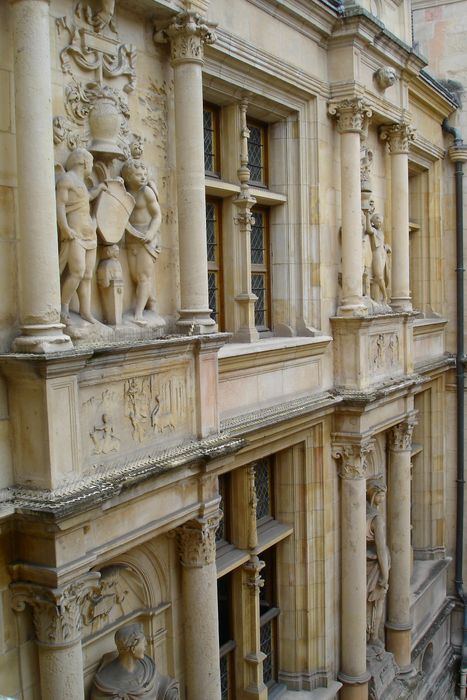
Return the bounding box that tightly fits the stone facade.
[0,0,464,699]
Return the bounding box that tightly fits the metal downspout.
[443,117,467,699]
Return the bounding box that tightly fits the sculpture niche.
[366,479,390,647]
[91,623,179,699]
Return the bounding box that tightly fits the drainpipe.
[443,117,467,700]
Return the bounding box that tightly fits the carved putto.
[91,623,179,699]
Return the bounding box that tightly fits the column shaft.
[178,514,222,700]
[333,440,373,700]
[38,643,85,700]
[380,123,415,312]
[10,0,72,352]
[341,130,365,312]
[158,11,217,333]
[386,418,415,671]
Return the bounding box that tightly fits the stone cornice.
[246,0,338,43]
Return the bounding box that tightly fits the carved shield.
[95,180,135,244]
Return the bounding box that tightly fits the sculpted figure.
[369,213,391,303]
[122,159,162,325]
[91,623,179,699]
[366,480,390,646]
[362,198,375,296]
[56,148,106,324]
[75,0,117,33]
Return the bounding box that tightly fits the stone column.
[10,574,99,699]
[156,11,217,334]
[329,99,372,317]
[177,513,222,700]
[9,0,72,353]
[380,123,415,312]
[386,416,416,672]
[333,439,373,700]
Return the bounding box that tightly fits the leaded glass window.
[254,458,272,521]
[206,198,223,328]
[250,208,270,331]
[259,547,279,689]
[204,106,219,174]
[247,121,267,185]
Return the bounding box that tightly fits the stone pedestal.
[331,313,413,392]
[333,439,374,700]
[10,574,100,700]
[329,99,372,317]
[380,124,415,312]
[386,417,416,672]
[177,514,222,700]
[10,0,72,352]
[157,11,217,334]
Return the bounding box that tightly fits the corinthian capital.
[332,438,374,480]
[380,122,416,154]
[10,573,100,647]
[328,98,372,134]
[389,415,417,451]
[177,512,221,567]
[155,10,217,65]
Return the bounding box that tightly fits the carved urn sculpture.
[91,623,179,699]
[89,95,125,160]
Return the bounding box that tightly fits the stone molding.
[155,10,217,66]
[177,512,221,568]
[332,439,374,480]
[380,123,416,154]
[389,415,417,451]
[10,573,100,647]
[328,98,373,134]
[243,555,265,595]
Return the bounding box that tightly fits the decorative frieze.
[380,123,416,155]
[177,513,222,568]
[332,439,374,480]
[10,574,100,647]
[155,10,217,65]
[328,98,372,134]
[389,416,417,451]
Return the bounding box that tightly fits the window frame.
[205,197,224,330]
[250,206,272,333]
[247,118,269,188]
[203,103,221,177]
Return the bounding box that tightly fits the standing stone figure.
[56,148,106,324]
[91,623,179,699]
[366,479,391,646]
[121,159,162,325]
[362,198,375,297]
[369,213,391,304]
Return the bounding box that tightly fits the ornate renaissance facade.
[0,0,465,699]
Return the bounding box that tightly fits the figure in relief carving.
[97,244,124,326]
[122,159,162,325]
[90,413,120,454]
[75,0,117,34]
[366,480,390,646]
[91,623,179,699]
[56,148,106,324]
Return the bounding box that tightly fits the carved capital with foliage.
[380,122,416,154]
[328,98,373,134]
[332,438,374,480]
[155,11,217,66]
[177,512,222,567]
[10,573,100,647]
[389,415,417,451]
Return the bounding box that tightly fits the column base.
[390,297,412,312]
[338,671,371,700]
[177,308,217,335]
[337,302,369,318]
[385,622,412,670]
[12,323,73,353]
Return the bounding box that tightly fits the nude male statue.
[56,148,106,324]
[121,159,162,325]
